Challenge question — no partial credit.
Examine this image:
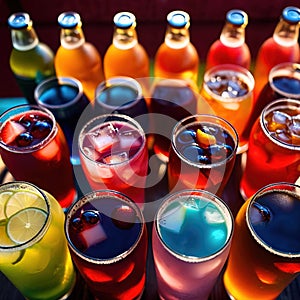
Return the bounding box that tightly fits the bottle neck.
[273,19,299,47]
[11,25,39,51]
[112,26,138,50]
[165,25,190,49]
[60,26,85,49]
[220,22,245,47]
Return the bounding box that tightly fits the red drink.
[65,190,148,300]
[0,105,76,209]
[240,99,300,200]
[79,114,148,205]
[168,115,238,196]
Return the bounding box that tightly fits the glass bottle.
[103,12,150,94]
[154,10,200,88]
[54,11,105,102]
[253,6,300,104]
[8,12,55,104]
[205,9,251,71]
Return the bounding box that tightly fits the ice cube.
[103,152,128,164]
[272,111,292,126]
[83,146,101,161]
[159,204,186,233]
[88,132,118,153]
[119,134,142,151]
[204,203,225,224]
[183,197,200,210]
[79,223,107,249]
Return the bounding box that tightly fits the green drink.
[0,181,75,300]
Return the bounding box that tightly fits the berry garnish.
[16,132,33,147]
[81,210,100,226]
[31,120,52,139]
[182,144,204,163]
[112,205,137,229]
[177,130,196,145]
[1,120,26,145]
[196,128,216,148]
[71,217,84,232]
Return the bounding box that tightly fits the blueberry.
[182,144,204,163]
[198,154,211,164]
[177,130,196,145]
[81,210,100,226]
[16,132,33,147]
[112,205,136,229]
[71,217,84,232]
[19,116,33,128]
[31,120,52,139]
[209,144,233,160]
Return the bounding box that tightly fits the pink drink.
[0,105,76,209]
[65,190,148,299]
[79,115,148,205]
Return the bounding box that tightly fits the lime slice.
[0,191,13,220]
[5,191,47,218]
[6,208,48,244]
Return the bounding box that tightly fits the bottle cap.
[114,12,136,29]
[226,9,248,26]
[282,6,300,24]
[8,12,30,29]
[58,12,81,29]
[167,11,190,28]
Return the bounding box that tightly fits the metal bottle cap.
[114,12,136,29]
[226,9,248,26]
[167,10,190,28]
[282,6,300,24]
[58,11,81,29]
[8,12,30,29]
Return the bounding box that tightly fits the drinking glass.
[35,76,90,165]
[240,98,300,200]
[65,189,148,300]
[242,62,300,141]
[149,78,198,162]
[200,63,254,153]
[0,181,76,299]
[224,182,300,300]
[168,114,238,197]
[0,104,77,209]
[152,189,234,300]
[77,114,148,205]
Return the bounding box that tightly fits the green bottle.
[8,12,55,103]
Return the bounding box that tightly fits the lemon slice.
[5,191,47,218]
[196,129,216,147]
[6,208,48,244]
[0,191,13,220]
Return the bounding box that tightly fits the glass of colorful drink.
[78,114,148,205]
[224,182,300,300]
[168,114,238,196]
[199,63,254,153]
[0,104,77,209]
[240,98,300,200]
[0,181,76,299]
[65,189,148,300]
[152,189,234,300]
[149,78,198,162]
[35,76,90,165]
[242,62,300,141]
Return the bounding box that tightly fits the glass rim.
[203,63,254,103]
[246,182,300,258]
[78,113,146,166]
[260,98,300,151]
[269,62,300,99]
[155,189,234,262]
[34,76,85,110]
[0,181,51,251]
[0,104,58,153]
[95,76,143,111]
[171,114,238,169]
[65,189,145,264]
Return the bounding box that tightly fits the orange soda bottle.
[253,6,300,104]
[154,10,200,88]
[103,12,150,93]
[205,9,251,71]
[54,12,105,102]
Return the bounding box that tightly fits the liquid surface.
[158,196,228,257]
[249,189,300,253]
[68,197,142,259]
[81,121,143,164]
[272,75,300,96]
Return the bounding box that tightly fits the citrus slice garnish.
[5,191,47,218]
[6,208,48,244]
[196,129,216,147]
[0,191,13,220]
